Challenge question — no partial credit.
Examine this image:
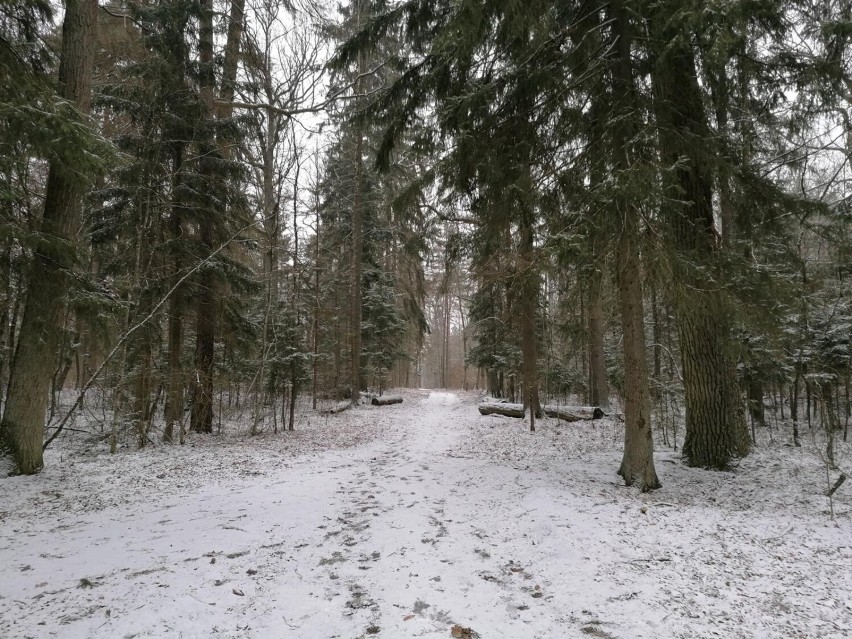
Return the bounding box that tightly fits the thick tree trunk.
[677,304,748,466]
[0,0,97,475]
[649,0,749,469]
[217,0,246,119]
[189,0,217,434]
[608,0,659,491]
[190,0,245,434]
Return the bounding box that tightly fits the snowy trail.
[0,391,565,639]
[1,390,850,638]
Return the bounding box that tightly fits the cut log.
[320,401,352,415]
[479,403,605,421]
[478,403,525,418]
[371,395,403,406]
[543,405,605,422]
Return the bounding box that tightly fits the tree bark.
[587,268,609,408]
[608,0,660,490]
[0,0,98,475]
[371,395,403,406]
[748,375,765,429]
[164,145,186,444]
[189,0,217,434]
[312,175,321,409]
[518,191,541,429]
[190,0,245,434]
[649,0,749,469]
[478,403,525,418]
[349,4,366,404]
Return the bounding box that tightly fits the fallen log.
[371,395,403,406]
[478,403,605,421]
[320,401,352,415]
[478,403,525,418]
[543,405,605,422]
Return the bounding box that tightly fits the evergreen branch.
[42,217,266,451]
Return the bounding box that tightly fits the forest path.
[2,390,849,639]
[307,390,562,638]
[0,391,585,639]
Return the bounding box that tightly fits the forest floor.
[1,389,850,639]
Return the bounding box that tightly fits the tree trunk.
[288,381,296,431]
[748,375,765,429]
[651,285,662,402]
[133,331,152,449]
[163,141,187,444]
[190,0,245,434]
[0,0,98,475]
[164,283,185,440]
[372,395,403,406]
[518,203,541,429]
[189,0,217,434]
[649,0,749,469]
[312,180,321,409]
[587,268,609,408]
[350,22,366,403]
[478,403,525,418]
[607,0,659,491]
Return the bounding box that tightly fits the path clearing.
[1,390,849,638]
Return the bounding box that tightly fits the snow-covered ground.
[1,390,850,638]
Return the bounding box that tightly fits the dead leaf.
[403,614,415,621]
[450,625,475,638]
